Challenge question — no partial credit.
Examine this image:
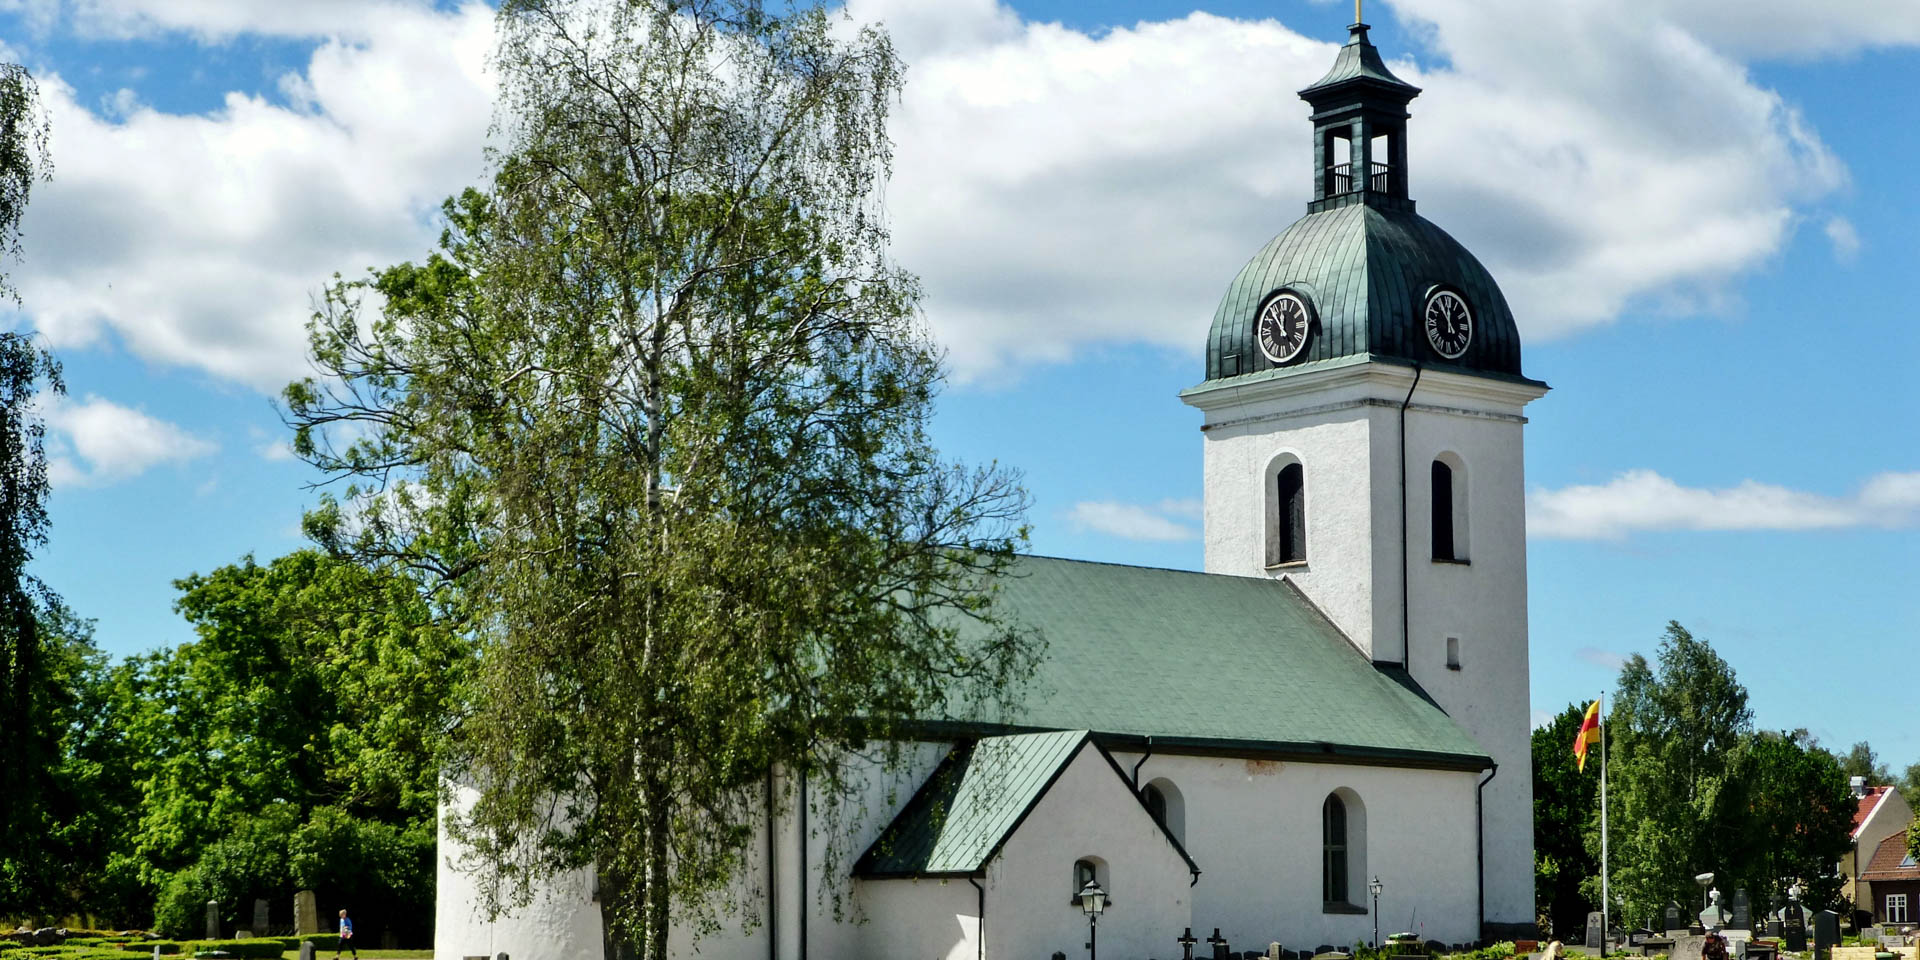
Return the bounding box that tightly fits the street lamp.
[1079,879,1108,960]
[1369,876,1384,948]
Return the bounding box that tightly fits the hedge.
[175,940,285,958]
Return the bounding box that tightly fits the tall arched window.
[1275,461,1306,564]
[1323,793,1349,905]
[1432,460,1456,561]
[1432,453,1469,562]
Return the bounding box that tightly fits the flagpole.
[1600,691,1611,952]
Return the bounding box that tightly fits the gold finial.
[1355,0,1362,23]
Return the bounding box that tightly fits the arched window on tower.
[1323,793,1349,906]
[1271,460,1306,565]
[1432,454,1469,562]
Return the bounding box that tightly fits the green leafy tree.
[1718,730,1855,915]
[1836,741,1893,787]
[283,2,1037,958]
[1594,622,1753,927]
[1535,702,1601,939]
[0,61,52,302]
[119,551,467,937]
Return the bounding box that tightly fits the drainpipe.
[1130,737,1154,790]
[969,877,986,960]
[1398,363,1423,671]
[799,767,808,960]
[1477,762,1498,943]
[766,770,777,960]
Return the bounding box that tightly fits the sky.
[0,0,1915,772]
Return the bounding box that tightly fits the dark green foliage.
[109,551,462,936]
[1534,702,1600,939]
[286,3,1036,959]
[1595,622,1852,927]
[0,62,52,302]
[1716,730,1855,915]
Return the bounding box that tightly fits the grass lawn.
[278,952,433,959]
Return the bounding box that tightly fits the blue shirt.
[339,918,353,937]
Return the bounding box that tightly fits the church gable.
[854,730,1199,880]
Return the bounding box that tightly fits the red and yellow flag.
[1572,699,1602,772]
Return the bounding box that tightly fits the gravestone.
[1178,928,1200,960]
[1783,910,1807,952]
[1732,891,1751,932]
[1589,912,1607,950]
[1744,941,1775,960]
[205,900,220,940]
[1271,943,1285,959]
[1814,911,1839,955]
[1643,935,1676,956]
[297,943,316,960]
[252,899,269,936]
[1209,928,1233,960]
[1671,934,1707,960]
[294,890,319,935]
[1669,904,1687,935]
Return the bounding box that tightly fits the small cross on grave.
[1208,928,1233,960]
[1178,927,1201,960]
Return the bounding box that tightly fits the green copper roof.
[854,730,1085,877]
[854,730,1200,879]
[1202,199,1532,383]
[1301,23,1419,100]
[936,556,1489,768]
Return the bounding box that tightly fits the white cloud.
[1527,469,1920,541]
[41,393,216,486]
[854,0,1853,380]
[11,1,495,392]
[10,0,428,41]
[1824,216,1862,262]
[4,0,1910,392]
[1066,499,1200,542]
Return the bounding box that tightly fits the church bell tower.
[1179,18,1549,938]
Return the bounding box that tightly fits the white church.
[439,19,1546,960]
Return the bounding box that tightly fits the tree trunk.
[644,784,672,960]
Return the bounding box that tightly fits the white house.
[438,18,1546,960]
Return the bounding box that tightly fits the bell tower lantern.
[1301,20,1419,210]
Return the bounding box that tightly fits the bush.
[177,939,286,958]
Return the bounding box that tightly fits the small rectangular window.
[1446,637,1461,671]
[1889,894,1910,924]
[1276,463,1306,564]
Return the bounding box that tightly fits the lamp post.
[1079,879,1107,960]
[1369,876,1384,948]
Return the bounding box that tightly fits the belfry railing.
[1329,161,1391,195]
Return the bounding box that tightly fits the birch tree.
[285,2,1037,957]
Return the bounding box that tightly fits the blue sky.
[1,0,1916,772]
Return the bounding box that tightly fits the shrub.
[177,939,287,958]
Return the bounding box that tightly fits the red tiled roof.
[1854,787,1891,839]
[1860,830,1920,882]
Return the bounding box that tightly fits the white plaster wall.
[985,744,1194,959]
[1187,363,1545,932]
[435,782,604,960]
[435,742,951,960]
[1394,373,1542,929]
[846,879,980,960]
[1195,372,1390,661]
[1111,752,1483,950]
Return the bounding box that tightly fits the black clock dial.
[1424,290,1473,359]
[1256,292,1312,364]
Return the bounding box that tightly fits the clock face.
[1424,289,1473,359]
[1256,292,1312,364]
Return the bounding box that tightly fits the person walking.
[333,908,358,960]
